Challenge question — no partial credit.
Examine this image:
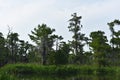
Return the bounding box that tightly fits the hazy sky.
[0,0,120,43]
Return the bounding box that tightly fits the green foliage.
[68,13,89,64]
[0,73,16,80]
[29,24,56,65]
[89,31,111,67]
[1,14,120,70]
[55,42,70,65]
[0,32,9,66]
[68,13,83,55]
[108,19,120,66]
[54,50,68,65]
[83,51,93,65]
[48,42,70,65]
[0,63,118,78]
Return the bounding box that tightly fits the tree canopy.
[0,13,120,67]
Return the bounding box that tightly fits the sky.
[0,0,120,44]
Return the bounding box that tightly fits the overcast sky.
[0,0,120,43]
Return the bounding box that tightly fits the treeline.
[0,13,120,67]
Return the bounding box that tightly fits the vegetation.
[68,13,88,64]
[89,31,111,67]
[0,13,120,78]
[0,63,119,80]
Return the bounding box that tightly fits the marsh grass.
[0,63,119,79]
[0,73,16,80]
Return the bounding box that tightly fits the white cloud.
[0,0,56,25]
[0,0,56,37]
[0,0,120,42]
[69,0,120,36]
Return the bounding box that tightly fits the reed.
[0,63,119,77]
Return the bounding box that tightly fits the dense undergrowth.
[0,63,119,80]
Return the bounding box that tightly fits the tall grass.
[0,73,16,80]
[0,63,119,79]
[0,64,80,76]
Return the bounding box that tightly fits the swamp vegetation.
[0,63,120,80]
[0,13,120,79]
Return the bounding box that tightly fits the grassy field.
[0,63,119,79]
